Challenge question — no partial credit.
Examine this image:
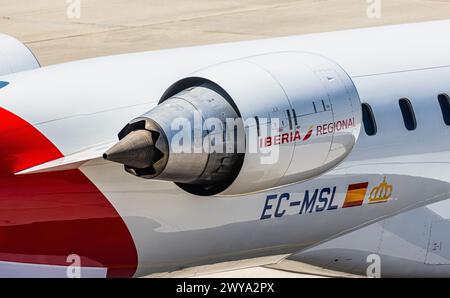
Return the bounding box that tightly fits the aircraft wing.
[15,141,116,175]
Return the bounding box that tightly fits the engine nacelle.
[105,52,362,195]
[0,34,40,76]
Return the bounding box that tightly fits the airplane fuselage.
[1,21,450,277]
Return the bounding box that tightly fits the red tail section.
[0,107,138,277]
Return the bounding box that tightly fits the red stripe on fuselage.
[0,107,138,277]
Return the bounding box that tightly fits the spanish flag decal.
[342,182,369,208]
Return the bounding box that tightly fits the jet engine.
[104,52,362,195]
[0,34,40,76]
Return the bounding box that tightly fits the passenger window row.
[362,94,450,136]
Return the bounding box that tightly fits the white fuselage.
[1,20,450,277]
[292,198,450,277]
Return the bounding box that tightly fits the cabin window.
[399,98,417,131]
[438,94,450,126]
[362,103,377,136]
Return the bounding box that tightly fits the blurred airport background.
[1,0,450,65]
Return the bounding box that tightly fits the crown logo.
[369,177,392,204]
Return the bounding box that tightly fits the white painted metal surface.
[1,20,450,277]
[0,34,40,76]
